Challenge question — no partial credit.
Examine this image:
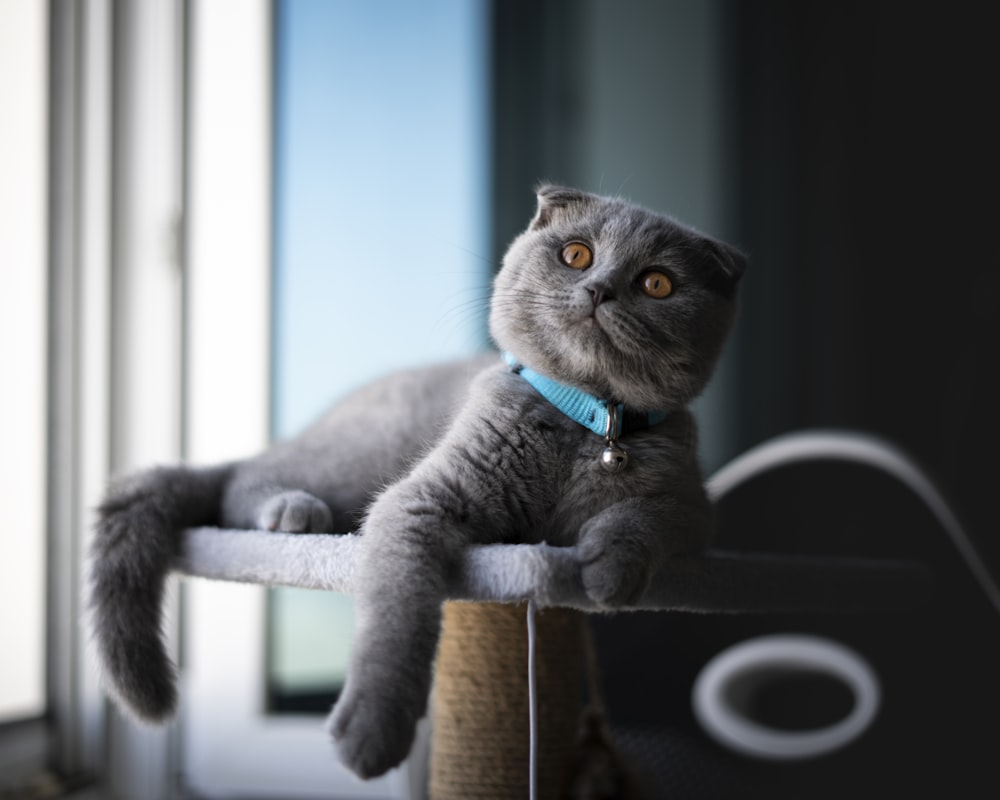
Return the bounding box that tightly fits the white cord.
[706,429,1000,618]
[527,598,538,800]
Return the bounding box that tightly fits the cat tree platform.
[174,527,932,615]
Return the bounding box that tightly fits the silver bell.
[600,401,628,472]
[600,443,628,473]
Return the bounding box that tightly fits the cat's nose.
[586,282,614,307]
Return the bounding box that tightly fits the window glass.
[0,0,48,724]
[268,0,489,711]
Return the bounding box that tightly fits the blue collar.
[503,352,668,438]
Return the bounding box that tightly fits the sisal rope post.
[430,601,585,800]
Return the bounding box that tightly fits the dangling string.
[527,598,538,800]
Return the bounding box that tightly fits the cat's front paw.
[577,531,653,607]
[326,681,420,780]
[258,490,333,533]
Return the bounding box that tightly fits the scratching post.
[430,602,585,800]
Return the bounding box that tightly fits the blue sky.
[272,0,490,439]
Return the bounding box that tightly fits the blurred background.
[2,0,997,798]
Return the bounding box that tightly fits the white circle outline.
[692,634,881,761]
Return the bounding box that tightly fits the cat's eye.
[560,242,593,270]
[640,270,673,298]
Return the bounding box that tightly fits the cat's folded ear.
[530,184,594,230]
[703,239,748,299]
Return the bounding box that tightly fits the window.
[266,0,491,716]
[182,1,489,797]
[0,0,48,729]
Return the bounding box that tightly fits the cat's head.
[489,185,746,411]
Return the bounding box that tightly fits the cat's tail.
[87,463,234,723]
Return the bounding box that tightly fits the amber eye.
[560,242,593,270]
[641,270,673,298]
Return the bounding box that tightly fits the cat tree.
[172,430,989,798]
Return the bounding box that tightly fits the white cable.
[527,598,538,800]
[706,429,1000,618]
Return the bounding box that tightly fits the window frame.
[0,0,119,792]
[179,1,427,796]
[39,0,187,795]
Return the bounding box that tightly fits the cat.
[88,184,745,780]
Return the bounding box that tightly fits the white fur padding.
[175,529,590,606]
[173,527,932,613]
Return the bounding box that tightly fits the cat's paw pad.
[259,491,333,533]
[577,539,651,607]
[326,684,418,780]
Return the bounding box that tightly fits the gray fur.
[87,185,745,779]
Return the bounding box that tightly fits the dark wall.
[492,0,999,571]
[491,2,1000,796]
[650,5,1000,795]
[491,0,586,267]
[730,1,1000,571]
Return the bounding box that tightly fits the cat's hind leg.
[257,489,333,532]
[220,477,335,533]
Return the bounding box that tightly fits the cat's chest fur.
[414,362,693,547]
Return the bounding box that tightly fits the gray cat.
[88,185,745,779]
